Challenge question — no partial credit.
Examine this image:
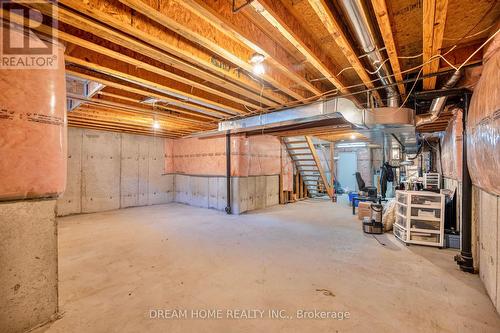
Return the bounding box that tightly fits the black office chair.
[355,172,377,198]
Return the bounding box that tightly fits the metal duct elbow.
[338,0,399,107]
[416,70,462,127]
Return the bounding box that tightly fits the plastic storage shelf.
[393,190,445,247]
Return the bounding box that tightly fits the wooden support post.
[279,137,284,204]
[330,143,334,188]
[299,173,304,199]
[294,171,299,200]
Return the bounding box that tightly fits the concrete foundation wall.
[57,128,174,216]
[173,174,279,214]
[0,199,58,333]
[475,188,500,314]
[443,178,500,315]
[58,129,280,216]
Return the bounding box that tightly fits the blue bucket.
[348,192,359,207]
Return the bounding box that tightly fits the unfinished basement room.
[1,0,500,332]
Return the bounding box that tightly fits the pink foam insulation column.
[467,31,500,195]
[0,26,67,200]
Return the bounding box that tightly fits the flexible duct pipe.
[338,0,399,107]
[0,24,67,200]
[415,70,462,126]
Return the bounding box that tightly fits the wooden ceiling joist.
[68,121,178,138]
[67,115,184,137]
[69,96,214,130]
[71,107,197,133]
[66,54,244,116]
[247,0,355,102]
[24,2,283,109]
[423,0,449,90]
[64,35,262,111]
[305,0,383,104]
[57,0,292,106]
[65,68,231,121]
[1,8,243,119]
[95,91,220,122]
[371,0,406,97]
[114,0,312,100]
[180,0,325,97]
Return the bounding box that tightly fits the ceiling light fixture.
[249,52,265,76]
[252,63,265,76]
[153,120,160,129]
[249,52,265,64]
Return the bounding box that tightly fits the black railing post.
[225,132,232,214]
[455,92,474,273]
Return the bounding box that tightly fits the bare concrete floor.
[37,199,499,332]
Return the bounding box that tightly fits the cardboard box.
[358,201,372,220]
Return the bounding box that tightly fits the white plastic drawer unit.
[410,194,441,207]
[395,213,406,229]
[397,204,407,216]
[393,190,445,247]
[411,206,441,218]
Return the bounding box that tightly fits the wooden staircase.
[283,136,333,198]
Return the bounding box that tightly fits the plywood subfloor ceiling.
[2,0,499,137]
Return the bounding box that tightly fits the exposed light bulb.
[253,63,265,75]
[153,120,160,129]
[249,52,265,64]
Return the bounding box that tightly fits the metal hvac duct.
[338,0,400,107]
[415,70,463,126]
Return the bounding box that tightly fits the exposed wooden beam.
[24,2,284,108]
[181,0,325,97]
[1,7,243,118]
[305,0,383,104]
[71,106,199,133]
[115,0,312,100]
[423,0,449,90]
[64,34,262,111]
[69,94,214,129]
[66,53,244,116]
[57,0,291,105]
[65,68,227,121]
[247,0,357,103]
[96,91,219,122]
[371,0,406,97]
[68,122,178,138]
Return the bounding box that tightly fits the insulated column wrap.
[0,25,67,200]
[467,32,500,196]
